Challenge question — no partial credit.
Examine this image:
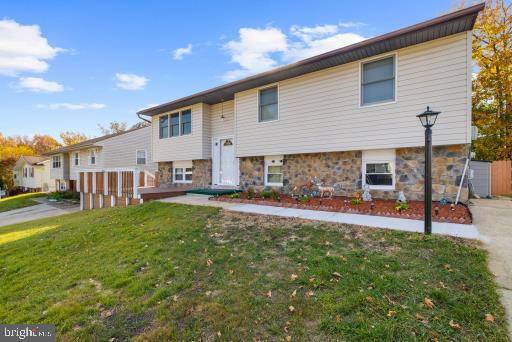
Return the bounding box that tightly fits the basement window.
[264,155,283,186]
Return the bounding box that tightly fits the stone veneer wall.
[238,144,469,202]
[158,160,212,188]
[192,159,212,188]
[239,156,265,190]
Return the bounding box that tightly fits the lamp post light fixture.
[417,106,441,235]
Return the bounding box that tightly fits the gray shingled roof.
[138,3,484,117]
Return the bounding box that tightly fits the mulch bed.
[213,193,472,224]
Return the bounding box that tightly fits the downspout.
[137,113,151,124]
[455,150,471,204]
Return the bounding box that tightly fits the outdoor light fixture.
[417,106,441,235]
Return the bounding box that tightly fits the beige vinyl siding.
[101,126,157,170]
[152,103,208,162]
[69,148,103,181]
[209,100,235,138]
[49,153,67,180]
[234,32,471,157]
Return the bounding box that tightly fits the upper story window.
[259,86,278,122]
[23,168,28,178]
[29,167,34,178]
[159,109,192,139]
[52,156,61,169]
[361,56,395,106]
[159,115,169,139]
[136,150,147,165]
[73,152,80,166]
[88,149,97,165]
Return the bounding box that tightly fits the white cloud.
[115,73,148,90]
[222,27,287,81]
[338,21,365,29]
[173,44,192,60]
[36,103,106,110]
[16,77,64,93]
[0,19,63,76]
[222,23,366,81]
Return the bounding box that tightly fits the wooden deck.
[139,186,192,201]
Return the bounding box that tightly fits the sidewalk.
[0,198,79,227]
[160,194,484,240]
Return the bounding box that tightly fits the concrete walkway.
[0,198,79,227]
[160,194,484,240]
[471,198,512,340]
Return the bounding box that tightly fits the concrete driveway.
[471,198,512,339]
[0,198,79,227]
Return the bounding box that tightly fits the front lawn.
[0,192,44,213]
[0,202,507,340]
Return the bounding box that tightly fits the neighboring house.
[137,4,483,202]
[45,126,156,191]
[13,156,55,192]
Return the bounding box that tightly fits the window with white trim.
[73,152,80,166]
[23,168,27,178]
[259,86,278,122]
[362,149,395,190]
[136,150,147,165]
[158,109,192,139]
[173,161,193,183]
[52,155,61,169]
[88,149,97,165]
[264,155,283,186]
[29,167,34,178]
[361,56,395,106]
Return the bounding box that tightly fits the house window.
[29,167,34,178]
[73,152,80,166]
[264,155,283,186]
[136,150,147,165]
[259,86,278,122]
[170,113,180,137]
[159,115,169,139]
[181,109,192,135]
[362,149,395,190]
[52,156,61,168]
[88,149,97,165]
[23,168,27,178]
[159,109,193,138]
[361,56,395,106]
[173,161,193,183]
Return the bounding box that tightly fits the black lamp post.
[417,106,441,235]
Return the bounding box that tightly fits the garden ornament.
[362,184,372,202]
[397,191,407,203]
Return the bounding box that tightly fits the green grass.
[0,202,508,341]
[0,192,44,213]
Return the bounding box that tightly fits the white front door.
[219,138,235,185]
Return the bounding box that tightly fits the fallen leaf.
[266,290,272,298]
[439,281,447,288]
[229,269,234,274]
[449,320,461,330]
[366,296,374,303]
[332,272,342,278]
[290,273,298,281]
[284,326,289,333]
[326,251,331,256]
[309,276,316,283]
[484,313,495,322]
[217,331,221,337]
[289,305,295,312]
[387,310,396,317]
[286,336,292,342]
[206,259,213,267]
[305,290,314,298]
[423,297,435,309]
[325,241,332,246]
[172,295,178,302]
[100,309,113,318]
[415,312,424,320]
[291,289,297,298]
[335,314,342,322]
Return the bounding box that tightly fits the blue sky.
[0,0,453,141]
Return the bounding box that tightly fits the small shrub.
[351,197,361,205]
[247,187,255,200]
[394,202,410,211]
[300,195,309,203]
[270,189,280,201]
[47,191,80,202]
[260,190,272,199]
[230,192,240,199]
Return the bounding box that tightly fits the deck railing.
[78,168,157,210]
